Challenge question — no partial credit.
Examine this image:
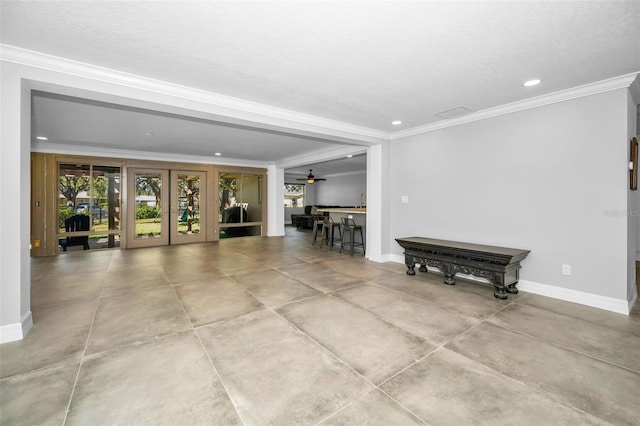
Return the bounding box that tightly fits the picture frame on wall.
[631,137,638,191]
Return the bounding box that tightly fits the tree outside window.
[284,184,304,207]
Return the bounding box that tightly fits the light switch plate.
[401,195,409,204]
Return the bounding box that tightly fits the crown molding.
[323,170,367,178]
[391,72,640,140]
[31,141,269,168]
[276,145,367,169]
[629,74,640,106]
[4,45,638,146]
[1,44,388,144]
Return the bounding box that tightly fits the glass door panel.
[171,171,206,244]
[92,165,121,248]
[218,172,263,239]
[58,163,122,252]
[127,169,169,248]
[241,174,262,223]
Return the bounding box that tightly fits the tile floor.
[1,228,640,425]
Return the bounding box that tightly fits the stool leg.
[360,227,365,256]
[312,222,319,245]
[330,225,341,251]
[350,228,355,256]
[320,225,327,248]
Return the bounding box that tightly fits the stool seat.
[339,217,365,256]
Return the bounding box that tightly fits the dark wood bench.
[395,237,530,299]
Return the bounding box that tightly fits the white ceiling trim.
[4,44,637,148]
[390,72,640,140]
[1,44,388,145]
[277,144,367,169]
[322,170,367,178]
[32,141,269,168]
[629,75,640,107]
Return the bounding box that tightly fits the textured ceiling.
[2,0,640,171]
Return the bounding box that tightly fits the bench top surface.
[396,237,530,257]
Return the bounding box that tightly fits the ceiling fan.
[296,169,326,184]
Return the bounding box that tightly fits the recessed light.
[214,152,222,156]
[346,155,353,158]
[144,132,153,136]
[391,120,402,126]
[36,136,48,140]
[523,79,541,87]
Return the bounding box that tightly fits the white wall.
[267,165,285,236]
[389,89,631,311]
[0,61,32,343]
[315,172,366,206]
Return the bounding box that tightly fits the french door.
[170,170,206,244]
[127,168,206,248]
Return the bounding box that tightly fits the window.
[58,163,121,251]
[219,172,263,238]
[284,184,305,208]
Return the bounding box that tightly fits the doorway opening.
[127,168,207,249]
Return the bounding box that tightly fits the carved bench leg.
[493,285,508,299]
[492,274,508,299]
[506,283,519,294]
[443,264,456,285]
[405,255,416,275]
[419,263,428,273]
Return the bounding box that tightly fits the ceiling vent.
[435,106,473,120]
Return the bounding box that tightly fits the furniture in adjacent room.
[311,215,326,245]
[315,208,366,254]
[221,205,248,237]
[291,205,361,229]
[292,206,324,229]
[59,214,91,251]
[395,237,530,299]
[340,217,365,256]
[319,216,342,250]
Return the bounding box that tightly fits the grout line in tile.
[61,296,101,426]
[269,306,377,388]
[267,307,383,425]
[169,283,249,426]
[484,319,640,376]
[437,302,623,425]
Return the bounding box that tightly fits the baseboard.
[628,285,638,313]
[518,280,630,315]
[0,311,33,344]
[386,254,631,315]
[368,253,396,263]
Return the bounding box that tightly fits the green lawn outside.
[59,217,200,238]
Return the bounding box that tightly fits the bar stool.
[340,217,365,256]
[320,216,342,250]
[311,214,326,246]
